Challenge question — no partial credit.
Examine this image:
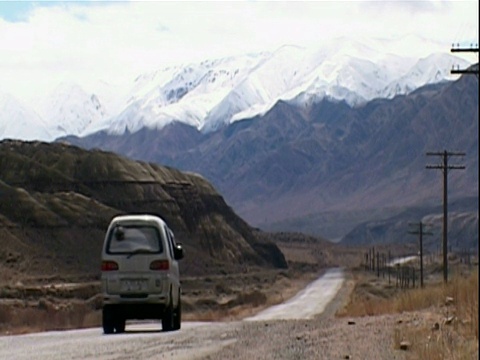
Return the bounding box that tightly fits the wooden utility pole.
[409,222,433,288]
[450,44,479,77]
[426,151,465,283]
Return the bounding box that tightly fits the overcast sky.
[1,1,478,104]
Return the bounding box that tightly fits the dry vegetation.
[0,281,102,335]
[338,261,478,360]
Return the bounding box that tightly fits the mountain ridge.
[62,72,479,243]
[0,38,471,142]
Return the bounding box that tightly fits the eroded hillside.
[0,140,287,282]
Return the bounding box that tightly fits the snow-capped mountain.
[381,53,464,97]
[78,39,471,136]
[85,52,273,135]
[0,92,52,141]
[37,82,109,140]
[92,43,466,135]
[0,38,472,142]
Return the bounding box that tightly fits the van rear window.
[107,225,163,254]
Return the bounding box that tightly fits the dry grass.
[0,301,101,335]
[339,267,478,359]
[0,283,103,335]
[398,270,478,360]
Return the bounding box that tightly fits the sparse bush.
[0,305,12,324]
[236,290,267,307]
[0,300,100,335]
[195,298,219,310]
[214,282,232,295]
[85,294,103,310]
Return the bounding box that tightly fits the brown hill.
[0,140,287,282]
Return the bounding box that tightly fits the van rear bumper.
[103,303,167,320]
[103,293,168,305]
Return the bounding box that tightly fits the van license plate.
[121,279,146,292]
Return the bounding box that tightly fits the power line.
[451,45,479,53]
[426,150,465,283]
[451,43,479,77]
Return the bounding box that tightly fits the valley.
[0,3,478,359]
[0,43,477,360]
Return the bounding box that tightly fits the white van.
[101,214,184,334]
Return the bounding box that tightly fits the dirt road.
[246,268,344,321]
[2,322,238,360]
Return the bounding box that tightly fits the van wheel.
[162,302,175,332]
[114,318,126,333]
[102,306,114,335]
[173,294,181,330]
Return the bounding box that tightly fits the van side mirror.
[174,243,184,260]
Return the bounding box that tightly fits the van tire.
[102,306,114,335]
[162,291,175,332]
[173,294,181,330]
[114,318,126,333]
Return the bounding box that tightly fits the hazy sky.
[1,1,478,104]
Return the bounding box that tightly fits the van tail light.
[101,261,119,271]
[150,260,169,270]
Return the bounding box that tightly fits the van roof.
[110,214,167,226]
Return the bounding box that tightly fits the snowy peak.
[90,53,271,135]
[38,82,109,139]
[98,42,468,136]
[382,53,461,97]
[0,92,52,141]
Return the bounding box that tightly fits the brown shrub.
[0,300,100,335]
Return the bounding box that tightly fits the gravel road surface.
[246,268,344,321]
